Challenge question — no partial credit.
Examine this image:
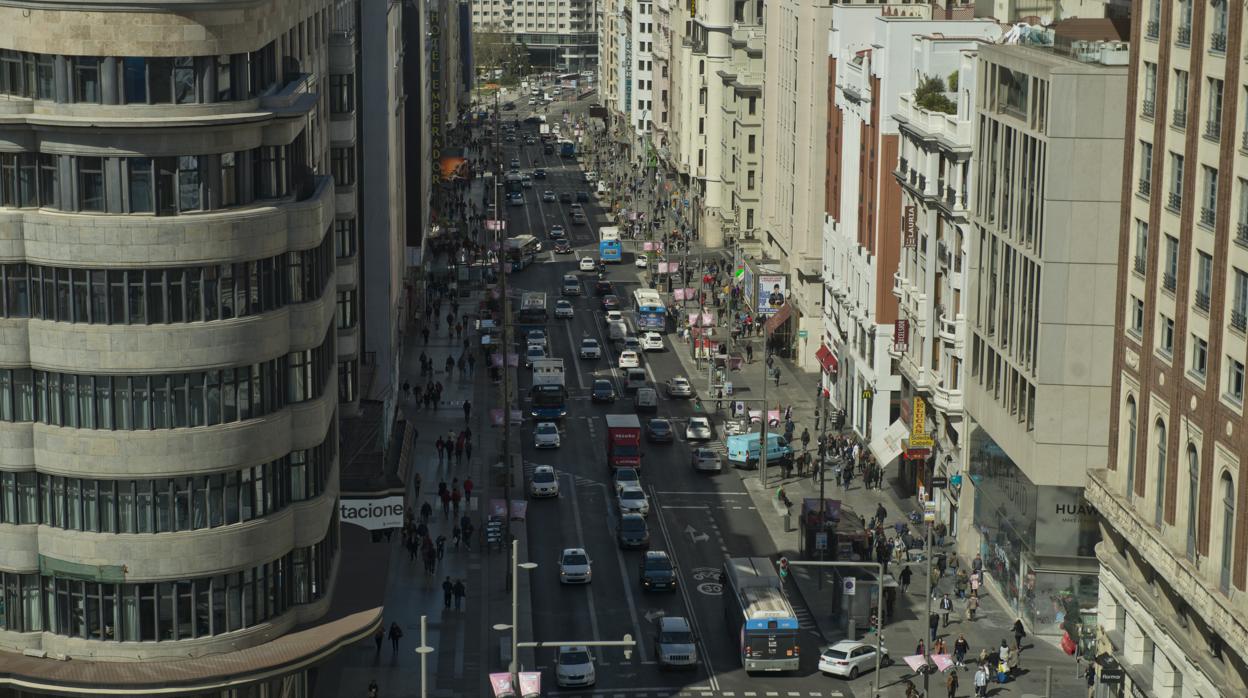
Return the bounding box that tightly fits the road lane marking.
[564,472,602,643]
[652,491,751,496]
[599,479,648,660]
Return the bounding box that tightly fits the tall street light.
[414,615,434,698]
[493,538,539,689]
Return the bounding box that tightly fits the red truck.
[605,414,642,468]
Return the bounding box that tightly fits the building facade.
[961,42,1126,637]
[472,0,597,71]
[0,0,382,694]
[629,0,654,138]
[1085,0,1248,695]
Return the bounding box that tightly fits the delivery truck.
[605,414,642,469]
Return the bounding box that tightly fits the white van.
[562,274,581,296]
[634,386,658,412]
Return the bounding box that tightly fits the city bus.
[529,384,568,419]
[632,288,667,332]
[599,227,622,263]
[517,292,548,324]
[504,235,541,271]
[505,172,524,194]
[722,557,801,672]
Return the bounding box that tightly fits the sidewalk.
[672,339,1086,697]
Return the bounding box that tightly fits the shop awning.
[763,303,792,335]
[868,419,910,466]
[815,345,838,373]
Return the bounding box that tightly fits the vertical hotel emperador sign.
[429,3,443,181]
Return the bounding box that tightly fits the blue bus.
[505,172,524,193]
[599,226,622,263]
[722,557,801,672]
[632,288,667,332]
[529,384,568,419]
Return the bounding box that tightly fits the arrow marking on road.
[684,524,709,544]
[643,609,665,623]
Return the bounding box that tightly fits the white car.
[666,376,694,398]
[549,224,566,238]
[555,646,596,688]
[579,257,597,272]
[817,640,891,680]
[526,329,548,349]
[534,422,561,449]
[616,483,650,517]
[634,253,649,269]
[613,466,641,493]
[554,299,575,318]
[529,465,560,498]
[618,350,640,369]
[641,332,664,351]
[690,447,722,472]
[579,338,602,359]
[605,310,624,323]
[558,548,593,584]
[525,344,547,367]
[685,417,713,441]
[622,336,642,354]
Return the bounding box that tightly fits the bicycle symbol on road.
[692,567,722,596]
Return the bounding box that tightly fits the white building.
[471,0,597,70]
[630,0,655,139]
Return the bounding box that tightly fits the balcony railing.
[1167,191,1183,212]
[1211,32,1227,54]
[1138,179,1152,197]
[1163,272,1177,292]
[1172,109,1187,129]
[1142,99,1155,119]
[899,157,908,175]
[1146,20,1159,39]
[1232,309,1247,332]
[1133,256,1147,276]
[1200,207,1216,227]
[1196,290,1211,312]
[1206,120,1221,141]
[1177,25,1192,47]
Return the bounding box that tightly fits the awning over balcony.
[815,345,838,373]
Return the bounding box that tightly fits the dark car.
[533,168,547,179]
[617,513,650,550]
[577,191,590,203]
[509,158,521,170]
[554,239,573,254]
[503,102,517,111]
[594,280,614,297]
[559,191,574,204]
[639,551,678,590]
[544,144,555,154]
[646,418,674,443]
[524,115,541,124]
[591,379,616,402]
[602,294,620,311]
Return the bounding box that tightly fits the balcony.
[1232,310,1247,332]
[1200,207,1216,227]
[938,314,959,343]
[899,157,909,175]
[1133,256,1146,276]
[1138,178,1151,198]
[1211,32,1227,54]
[1163,272,1177,292]
[1195,290,1211,312]
[892,271,904,298]
[1237,222,1248,248]
[1177,25,1191,47]
[1142,99,1155,119]
[1167,191,1182,212]
[1205,119,1221,141]
[1145,20,1159,39]
[1172,109,1187,129]
[917,174,927,194]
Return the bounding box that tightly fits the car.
[534,422,561,449]
[528,464,560,498]
[503,102,517,111]
[569,203,584,212]
[635,253,649,269]
[665,376,694,398]
[646,418,674,443]
[524,345,547,367]
[602,294,621,311]
[509,158,521,169]
[818,640,891,680]
[555,646,596,688]
[524,115,541,124]
[641,332,664,351]
[553,239,573,254]
[594,280,614,296]
[591,378,616,402]
[617,483,650,516]
[542,190,557,203]
[655,616,698,668]
[544,143,555,154]
[584,170,597,183]
[579,257,597,272]
[555,299,575,318]
[521,174,533,188]
[618,350,640,369]
[504,134,517,143]
[549,224,566,238]
[685,417,713,441]
[690,447,722,472]
[526,329,548,349]
[533,168,548,179]
[558,548,593,584]
[621,336,642,354]
[507,191,524,206]
[525,136,537,145]
[579,338,602,359]
[561,274,581,296]
[572,211,587,224]
[639,550,677,590]
[616,513,650,549]
[613,466,640,492]
[559,191,573,203]
[576,191,590,203]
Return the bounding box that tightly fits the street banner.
[489,673,514,698]
[518,672,541,697]
[339,496,405,530]
[489,499,508,518]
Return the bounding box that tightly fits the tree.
[472,22,532,85]
[914,75,956,115]
[947,70,959,93]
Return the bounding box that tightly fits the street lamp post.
[787,560,887,698]
[414,616,434,698]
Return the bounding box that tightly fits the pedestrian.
[954,634,969,667]
[974,665,989,697]
[970,570,981,597]
[368,679,379,698]
[929,613,940,643]
[452,525,461,550]
[452,579,467,610]
[915,639,926,657]
[998,639,1009,664]
[465,440,473,463]
[900,565,913,592]
[1084,663,1097,698]
[1006,642,1019,676]
[436,534,447,560]
[374,626,384,654]
[454,438,464,466]
[463,400,472,422]
[1012,618,1027,654]
[940,593,953,627]
[946,669,959,698]
[388,622,403,653]
[435,437,445,465]
[462,518,474,551]
[451,487,462,516]
[464,477,474,503]
[442,576,454,608]
[420,501,432,524]
[972,553,983,574]
[966,593,979,621]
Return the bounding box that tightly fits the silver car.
[655,616,698,669]
[528,465,560,498]
[666,376,694,398]
[617,483,650,517]
[685,417,713,441]
[558,548,593,584]
[555,646,596,687]
[690,447,722,472]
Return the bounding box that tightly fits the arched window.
[1221,473,1235,593]
[1186,445,1199,560]
[1125,396,1137,498]
[1154,419,1167,526]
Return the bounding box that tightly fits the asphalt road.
[494,99,857,698]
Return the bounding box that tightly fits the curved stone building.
[0,1,371,695]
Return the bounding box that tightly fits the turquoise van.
[725,432,794,469]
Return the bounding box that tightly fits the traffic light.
[777,557,790,579]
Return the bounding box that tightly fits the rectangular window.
[1207,78,1224,137]
[122,58,148,104]
[216,55,233,102]
[177,155,202,212]
[1134,219,1149,272]
[33,55,53,100]
[38,154,58,208]
[1139,141,1153,194]
[147,58,173,104]
[747,134,756,154]
[1169,152,1184,208]
[219,152,237,208]
[173,57,196,104]
[329,74,354,114]
[1191,335,1208,377]
[1130,296,1144,334]
[330,147,355,187]
[1160,314,1175,355]
[1164,235,1179,290]
[1173,69,1189,118]
[77,157,105,212]
[73,57,100,103]
[128,158,154,213]
[1196,251,1213,310]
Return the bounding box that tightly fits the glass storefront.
[968,423,1101,635]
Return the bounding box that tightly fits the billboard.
[757,274,787,317]
[340,496,405,530]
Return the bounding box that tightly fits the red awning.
[816,345,838,373]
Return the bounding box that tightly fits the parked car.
[665,376,694,398]
[533,422,561,449]
[646,418,674,443]
[685,417,713,441]
[655,616,698,669]
[639,550,677,590]
[817,640,891,680]
[616,513,650,549]
[579,338,602,359]
[558,548,592,584]
[528,465,560,498]
[591,378,616,402]
[555,646,596,688]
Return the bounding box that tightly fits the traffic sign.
[798,329,808,339]
[815,532,828,550]
[930,476,948,489]
[843,577,857,596]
